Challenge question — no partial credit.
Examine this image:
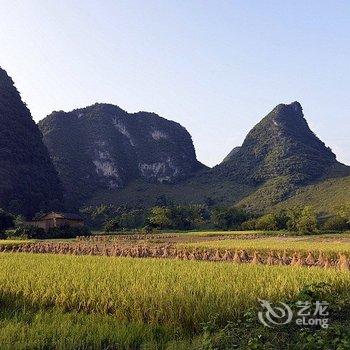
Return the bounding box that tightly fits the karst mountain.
[211,101,350,211]
[1,67,348,217]
[217,102,345,183]
[0,67,62,217]
[39,100,350,213]
[39,103,205,206]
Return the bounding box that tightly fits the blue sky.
[1,0,349,167]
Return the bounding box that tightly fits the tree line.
[1,203,349,239]
[81,203,350,234]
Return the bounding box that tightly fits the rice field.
[1,253,350,330]
[2,233,350,348]
[178,234,350,257]
[0,308,182,350]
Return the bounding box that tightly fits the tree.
[274,210,289,230]
[82,205,120,228]
[255,214,278,231]
[286,207,303,232]
[103,209,146,232]
[211,207,249,230]
[167,205,208,230]
[14,214,25,228]
[295,206,317,234]
[336,203,350,224]
[118,210,145,229]
[0,209,14,239]
[104,218,120,232]
[147,207,171,229]
[241,218,258,230]
[155,195,169,207]
[0,209,14,231]
[204,196,215,207]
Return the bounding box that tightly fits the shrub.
[240,219,257,230]
[12,225,91,239]
[46,225,91,239]
[0,209,14,231]
[13,225,46,239]
[322,216,349,231]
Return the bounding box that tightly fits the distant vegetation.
[275,175,350,214]
[80,202,350,235]
[1,66,350,228]
[12,225,90,240]
[0,200,348,240]
[0,208,90,240]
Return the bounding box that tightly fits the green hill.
[272,175,350,214]
[87,177,253,208]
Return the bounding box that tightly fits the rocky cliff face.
[0,67,63,217]
[39,103,205,205]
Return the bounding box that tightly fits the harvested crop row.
[76,234,178,242]
[1,242,350,270]
[179,237,350,256]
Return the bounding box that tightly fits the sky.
[0,0,349,167]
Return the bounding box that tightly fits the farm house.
[27,212,84,232]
